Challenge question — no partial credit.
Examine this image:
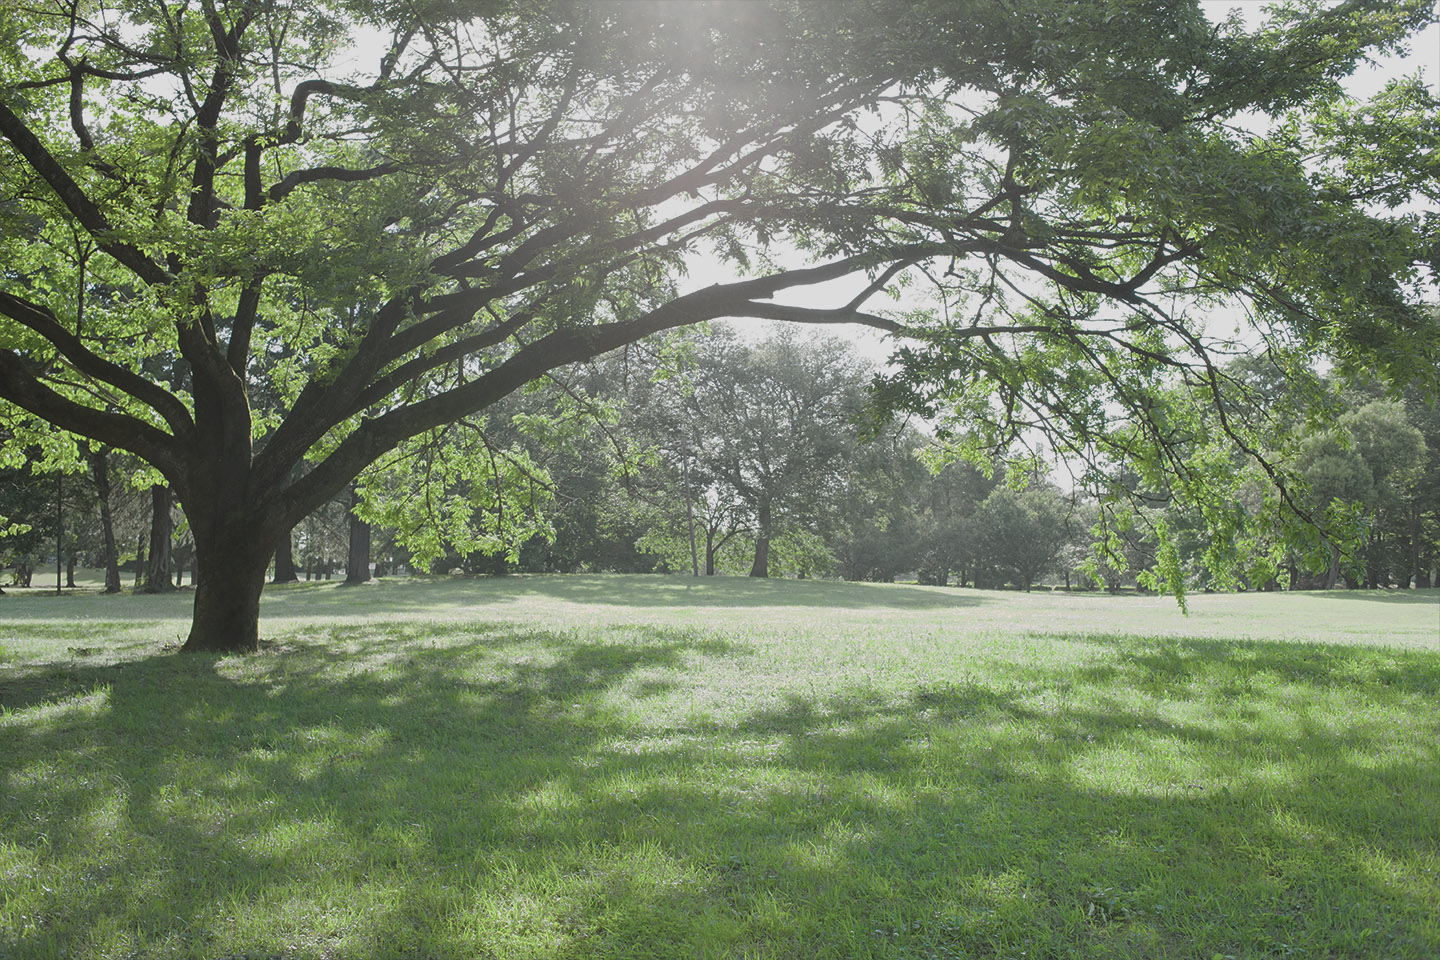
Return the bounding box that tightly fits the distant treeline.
[3,328,1437,593]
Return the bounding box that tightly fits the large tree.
[1,0,1435,651]
[648,328,870,578]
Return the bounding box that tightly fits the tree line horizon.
[5,326,1436,598]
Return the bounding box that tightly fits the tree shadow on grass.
[495,574,988,610]
[2,630,1438,958]
[0,589,195,622]
[1301,588,1440,605]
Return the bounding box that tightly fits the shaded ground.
[2,578,1437,958]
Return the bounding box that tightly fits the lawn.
[2,576,1437,959]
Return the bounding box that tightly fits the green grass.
[2,576,1438,959]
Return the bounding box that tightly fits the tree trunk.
[65,555,76,588]
[87,446,123,594]
[1324,543,1340,590]
[749,536,769,578]
[682,458,699,578]
[182,538,270,653]
[748,501,771,578]
[1409,503,1423,589]
[143,485,175,593]
[171,541,192,586]
[272,528,299,583]
[345,497,372,584]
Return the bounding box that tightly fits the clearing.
[2,577,1437,959]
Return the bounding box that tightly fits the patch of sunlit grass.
[1,577,1437,958]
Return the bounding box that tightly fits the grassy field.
[1,576,1437,959]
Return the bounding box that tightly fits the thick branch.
[345,310,533,415]
[0,350,183,482]
[273,247,949,525]
[0,290,195,438]
[228,284,263,375]
[729,301,902,333]
[268,162,400,202]
[0,102,170,285]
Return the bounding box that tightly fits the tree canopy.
[1,0,1436,651]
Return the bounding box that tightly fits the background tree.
[1294,398,1427,588]
[84,443,124,593]
[1401,391,1440,587]
[967,484,1068,591]
[1338,400,1427,587]
[271,530,300,584]
[0,463,55,589]
[675,330,869,578]
[911,458,999,587]
[140,485,175,594]
[832,425,929,584]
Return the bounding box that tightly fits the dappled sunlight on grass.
[1,580,1437,957]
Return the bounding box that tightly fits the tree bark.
[345,497,372,584]
[272,527,299,583]
[170,540,191,586]
[1324,543,1341,590]
[1409,502,1423,589]
[1364,536,1381,589]
[749,501,772,578]
[142,484,175,593]
[183,537,270,652]
[87,445,123,593]
[55,472,62,595]
[134,532,145,589]
[345,530,372,583]
[682,457,699,577]
[749,537,770,578]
